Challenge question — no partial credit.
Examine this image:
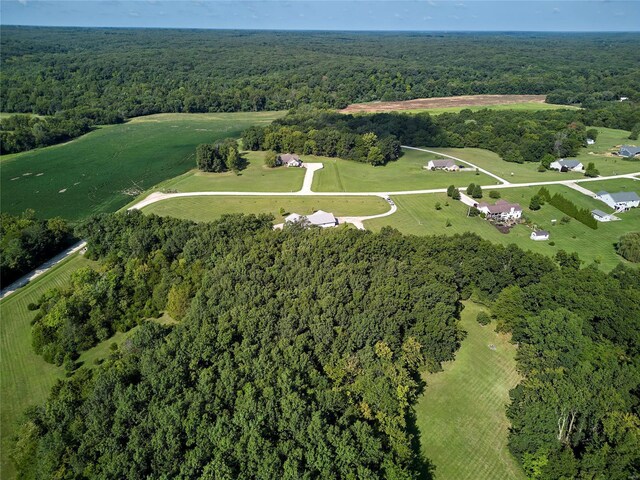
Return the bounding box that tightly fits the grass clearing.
[581,177,640,194]
[416,301,524,480]
[0,254,94,479]
[142,195,390,223]
[576,127,640,176]
[389,102,579,115]
[153,151,305,193]
[312,149,497,192]
[365,186,639,271]
[1,112,284,221]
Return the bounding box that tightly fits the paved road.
[0,241,87,300]
[3,149,638,301]
[338,196,398,230]
[566,182,596,196]
[402,145,510,185]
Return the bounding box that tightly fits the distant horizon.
[3,24,640,34]
[2,1,639,33]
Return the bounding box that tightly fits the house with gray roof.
[279,153,303,167]
[285,210,337,228]
[425,159,459,171]
[595,191,640,211]
[591,209,614,222]
[549,159,584,172]
[619,145,640,158]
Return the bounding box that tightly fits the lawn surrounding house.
[365,186,638,271]
[152,151,305,193]
[582,177,640,195]
[142,195,390,223]
[311,148,497,192]
[416,301,525,480]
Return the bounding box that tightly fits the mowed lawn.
[142,195,390,223]
[366,186,638,271]
[311,149,497,192]
[0,254,95,480]
[416,301,524,480]
[153,151,305,193]
[576,127,640,176]
[1,112,284,221]
[581,177,640,194]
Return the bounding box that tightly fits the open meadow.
[153,151,305,193]
[141,195,389,223]
[0,254,94,479]
[365,185,638,271]
[1,112,284,221]
[416,302,524,480]
[311,148,497,192]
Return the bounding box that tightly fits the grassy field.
[0,254,95,479]
[311,149,498,192]
[142,195,390,223]
[581,177,640,194]
[416,301,524,480]
[365,186,637,271]
[576,127,640,175]
[152,151,305,193]
[1,112,284,221]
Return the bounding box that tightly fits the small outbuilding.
[549,159,584,172]
[591,209,614,222]
[586,138,595,145]
[425,159,459,171]
[530,230,550,241]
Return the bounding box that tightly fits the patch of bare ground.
[340,94,547,113]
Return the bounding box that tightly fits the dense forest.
[244,104,640,165]
[2,28,638,153]
[0,211,74,285]
[3,28,639,118]
[13,212,640,478]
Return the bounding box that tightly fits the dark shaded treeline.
[243,105,640,165]
[0,211,75,285]
[14,212,640,478]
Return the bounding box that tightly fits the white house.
[279,153,303,167]
[595,191,640,212]
[530,230,550,241]
[620,97,629,102]
[619,145,640,158]
[549,159,584,172]
[477,200,523,222]
[285,210,337,228]
[591,209,614,222]
[425,159,459,171]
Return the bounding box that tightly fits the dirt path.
[340,94,547,113]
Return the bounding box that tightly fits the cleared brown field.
[340,94,547,113]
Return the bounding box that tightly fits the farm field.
[153,151,305,193]
[339,94,571,114]
[142,195,390,223]
[365,186,638,271]
[311,148,497,192]
[416,301,524,480]
[0,254,95,480]
[0,112,284,221]
[378,102,579,115]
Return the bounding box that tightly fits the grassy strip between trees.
[415,301,525,480]
[0,254,94,480]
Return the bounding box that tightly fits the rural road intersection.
[3,149,638,300]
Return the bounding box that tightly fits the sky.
[1,0,639,32]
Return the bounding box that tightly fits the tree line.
[537,187,598,229]
[0,210,74,285]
